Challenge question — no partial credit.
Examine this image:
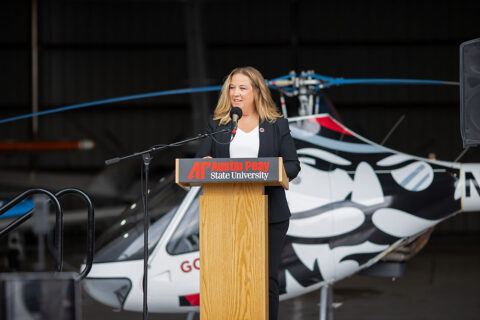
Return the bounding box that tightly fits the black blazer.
[196,116,301,223]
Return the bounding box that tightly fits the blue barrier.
[0,199,34,219]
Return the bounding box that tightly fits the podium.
[176,157,288,320]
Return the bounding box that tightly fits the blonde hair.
[213,66,282,125]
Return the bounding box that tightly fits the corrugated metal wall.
[1,0,480,234]
[2,0,479,168]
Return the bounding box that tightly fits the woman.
[196,66,300,320]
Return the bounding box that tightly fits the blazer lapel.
[216,124,231,158]
[258,121,272,157]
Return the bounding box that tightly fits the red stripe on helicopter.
[184,293,200,306]
[315,117,353,136]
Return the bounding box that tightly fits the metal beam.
[31,0,39,138]
[185,0,210,133]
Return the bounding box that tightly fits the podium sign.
[176,157,288,320]
[176,157,288,189]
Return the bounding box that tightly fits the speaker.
[0,273,80,320]
[460,38,480,148]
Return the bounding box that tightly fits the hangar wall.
[1,0,479,234]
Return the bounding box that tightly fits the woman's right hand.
[203,156,212,159]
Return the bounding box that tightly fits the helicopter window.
[166,194,200,255]
[94,174,186,263]
[95,206,178,262]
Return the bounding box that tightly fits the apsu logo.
[188,161,211,180]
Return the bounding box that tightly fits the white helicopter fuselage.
[84,114,480,313]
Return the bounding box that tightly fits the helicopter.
[61,71,478,317]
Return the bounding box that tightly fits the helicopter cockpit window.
[94,174,186,263]
[166,193,200,255]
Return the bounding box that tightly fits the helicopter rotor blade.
[0,85,222,125]
[0,71,460,124]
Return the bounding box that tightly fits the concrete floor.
[280,242,480,320]
[81,241,480,320]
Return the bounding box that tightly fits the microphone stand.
[105,128,229,320]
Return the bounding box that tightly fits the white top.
[229,126,259,158]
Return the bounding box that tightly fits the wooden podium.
[176,157,288,320]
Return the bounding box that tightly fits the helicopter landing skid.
[319,284,334,320]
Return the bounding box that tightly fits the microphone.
[230,107,243,139]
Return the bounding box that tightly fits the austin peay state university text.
[188,160,271,181]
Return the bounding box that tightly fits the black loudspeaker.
[460,38,480,148]
[0,273,80,320]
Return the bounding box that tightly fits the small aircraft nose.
[459,163,480,212]
[83,277,132,310]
